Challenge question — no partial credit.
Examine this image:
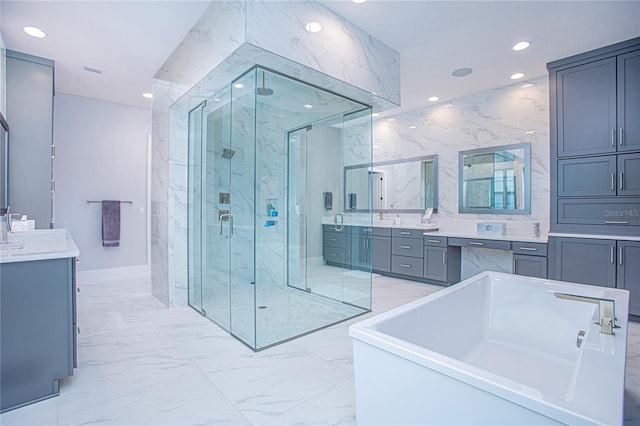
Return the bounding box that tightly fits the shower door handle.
[220,213,233,238]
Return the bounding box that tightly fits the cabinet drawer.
[391,255,424,278]
[373,227,392,237]
[323,231,346,249]
[392,237,424,258]
[511,242,547,256]
[448,237,511,251]
[558,198,640,226]
[323,246,346,264]
[424,236,448,247]
[391,228,423,239]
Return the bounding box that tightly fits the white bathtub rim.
[349,271,629,425]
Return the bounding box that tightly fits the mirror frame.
[344,155,438,213]
[458,143,531,215]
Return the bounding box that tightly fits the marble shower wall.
[152,0,399,307]
[373,76,550,228]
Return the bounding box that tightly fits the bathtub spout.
[554,292,618,335]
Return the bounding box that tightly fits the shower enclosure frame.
[187,65,374,351]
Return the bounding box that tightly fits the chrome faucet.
[554,292,618,335]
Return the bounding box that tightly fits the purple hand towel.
[102,200,120,247]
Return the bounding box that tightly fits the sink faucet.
[554,292,618,335]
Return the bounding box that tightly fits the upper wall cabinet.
[555,44,640,158]
[549,38,640,236]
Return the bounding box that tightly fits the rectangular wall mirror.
[344,155,438,212]
[459,143,530,215]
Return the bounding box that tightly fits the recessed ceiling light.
[373,145,379,148]
[352,0,368,3]
[443,102,453,108]
[83,65,103,74]
[520,83,535,89]
[213,98,221,102]
[142,93,153,99]
[525,130,535,134]
[512,41,530,51]
[233,83,244,89]
[452,67,472,77]
[372,113,380,117]
[428,96,439,102]
[305,22,322,33]
[387,118,396,122]
[304,104,313,109]
[24,26,46,38]
[510,72,525,80]
[409,126,417,129]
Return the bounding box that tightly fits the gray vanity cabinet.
[1,257,77,412]
[618,241,640,316]
[550,237,617,288]
[350,227,372,270]
[391,228,424,278]
[558,153,640,197]
[618,153,640,196]
[423,237,447,282]
[512,242,548,279]
[372,228,391,273]
[323,225,347,266]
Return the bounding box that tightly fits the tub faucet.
[554,292,618,335]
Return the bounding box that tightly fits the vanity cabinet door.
[557,57,617,158]
[423,246,447,282]
[513,255,548,279]
[617,50,640,152]
[552,237,616,288]
[349,228,372,270]
[557,156,617,197]
[618,153,640,196]
[372,235,391,273]
[617,240,640,316]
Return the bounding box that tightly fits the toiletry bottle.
[394,214,401,225]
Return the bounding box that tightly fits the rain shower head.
[255,71,274,96]
[221,148,236,159]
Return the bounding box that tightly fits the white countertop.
[0,229,80,263]
[321,217,548,243]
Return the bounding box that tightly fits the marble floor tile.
[2,270,639,425]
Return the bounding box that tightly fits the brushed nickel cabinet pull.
[469,242,484,246]
[605,221,629,225]
[611,129,616,147]
[620,246,624,265]
[612,173,616,191]
[400,264,412,268]
[442,252,446,265]
[619,173,624,191]
[428,239,441,244]
[400,231,411,235]
[519,247,538,251]
[620,128,624,146]
[400,245,412,249]
[610,246,615,264]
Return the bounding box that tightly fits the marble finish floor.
[1,272,639,425]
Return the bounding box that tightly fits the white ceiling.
[2,1,639,113]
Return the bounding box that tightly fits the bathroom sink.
[0,241,25,250]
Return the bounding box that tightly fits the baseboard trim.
[77,264,151,283]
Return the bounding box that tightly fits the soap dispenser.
[394,214,401,225]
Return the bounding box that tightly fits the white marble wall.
[372,76,550,276]
[152,0,399,307]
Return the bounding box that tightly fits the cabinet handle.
[329,253,338,257]
[605,220,629,225]
[400,264,412,268]
[619,173,624,191]
[610,246,615,264]
[400,245,412,249]
[620,246,624,265]
[329,238,337,242]
[611,173,616,191]
[611,129,615,147]
[428,239,441,244]
[519,247,538,251]
[400,231,411,235]
[620,128,624,146]
[469,242,484,246]
[442,252,446,265]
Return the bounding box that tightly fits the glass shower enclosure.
[188,67,373,350]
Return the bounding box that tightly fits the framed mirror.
[458,143,530,215]
[344,155,438,212]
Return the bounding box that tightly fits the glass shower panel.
[287,126,309,292]
[201,87,232,330]
[187,104,204,312]
[228,70,258,348]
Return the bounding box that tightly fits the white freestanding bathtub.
[349,272,629,425]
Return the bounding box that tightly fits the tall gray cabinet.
[6,51,55,229]
[548,37,640,316]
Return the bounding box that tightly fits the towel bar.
[86,200,133,204]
